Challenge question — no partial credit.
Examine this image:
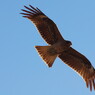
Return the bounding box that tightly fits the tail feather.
[35,46,57,67]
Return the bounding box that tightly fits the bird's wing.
[21,5,64,45]
[58,47,95,91]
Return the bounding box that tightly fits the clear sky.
[0,0,95,95]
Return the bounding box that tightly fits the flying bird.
[21,5,95,91]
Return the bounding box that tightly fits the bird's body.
[47,40,72,54]
[21,5,95,91]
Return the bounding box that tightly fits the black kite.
[21,5,95,91]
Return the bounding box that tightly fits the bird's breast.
[52,40,70,54]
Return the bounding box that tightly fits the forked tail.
[35,46,58,67]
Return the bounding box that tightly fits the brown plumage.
[21,5,95,91]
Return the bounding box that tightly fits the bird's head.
[66,40,72,47]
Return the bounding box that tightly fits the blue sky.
[0,0,95,95]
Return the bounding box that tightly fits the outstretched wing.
[58,47,95,91]
[21,5,64,45]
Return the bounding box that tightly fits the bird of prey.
[21,5,95,91]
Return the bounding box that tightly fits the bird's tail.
[35,46,58,67]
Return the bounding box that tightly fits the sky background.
[0,0,95,95]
